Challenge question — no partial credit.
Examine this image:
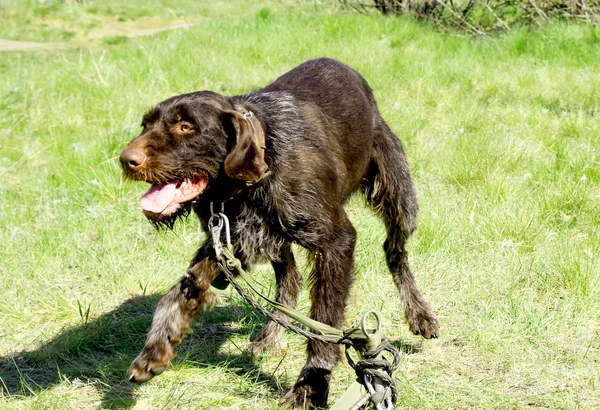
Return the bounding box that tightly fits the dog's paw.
[246,322,286,358]
[127,340,175,383]
[280,368,330,409]
[246,337,284,358]
[407,309,440,339]
[246,341,268,358]
[280,385,313,409]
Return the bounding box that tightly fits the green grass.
[1,1,599,409]
[0,0,318,42]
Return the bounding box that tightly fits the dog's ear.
[221,110,268,183]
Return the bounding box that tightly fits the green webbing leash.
[209,205,400,410]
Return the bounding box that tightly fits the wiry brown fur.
[120,58,439,408]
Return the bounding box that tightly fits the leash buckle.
[209,202,231,257]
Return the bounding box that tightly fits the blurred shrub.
[339,0,600,34]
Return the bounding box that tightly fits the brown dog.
[120,58,439,408]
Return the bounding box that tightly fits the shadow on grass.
[390,339,423,355]
[0,294,284,409]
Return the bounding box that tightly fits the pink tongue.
[140,183,177,213]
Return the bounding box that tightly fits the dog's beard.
[145,202,192,231]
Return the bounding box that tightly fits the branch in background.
[436,0,490,35]
[484,2,511,30]
[529,0,550,23]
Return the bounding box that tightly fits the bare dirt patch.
[0,39,58,51]
[86,19,196,40]
[0,19,198,52]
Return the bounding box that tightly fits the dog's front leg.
[281,218,357,409]
[247,243,303,355]
[127,246,220,383]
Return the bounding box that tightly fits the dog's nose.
[120,148,147,170]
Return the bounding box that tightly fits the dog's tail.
[361,117,418,238]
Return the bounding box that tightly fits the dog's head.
[120,91,268,226]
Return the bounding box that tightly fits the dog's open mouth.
[140,173,208,217]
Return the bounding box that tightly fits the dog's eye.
[180,124,192,132]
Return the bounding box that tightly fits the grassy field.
[1,0,599,409]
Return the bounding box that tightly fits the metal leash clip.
[208,202,231,257]
[360,311,393,410]
[364,375,393,410]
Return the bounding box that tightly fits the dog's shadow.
[0,294,279,409]
[0,294,423,409]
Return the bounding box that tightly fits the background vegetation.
[0,0,599,409]
[343,0,600,34]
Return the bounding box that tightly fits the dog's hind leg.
[247,243,303,355]
[362,118,440,339]
[127,241,221,383]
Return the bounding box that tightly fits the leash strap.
[209,204,399,409]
